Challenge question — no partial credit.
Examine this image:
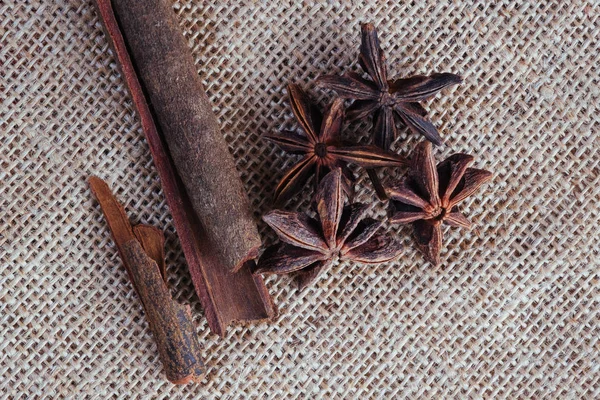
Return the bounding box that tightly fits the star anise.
[266,83,407,204]
[317,23,462,148]
[386,141,492,265]
[254,169,403,290]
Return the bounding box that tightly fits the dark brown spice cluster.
[267,84,407,204]
[256,23,492,289]
[256,169,402,289]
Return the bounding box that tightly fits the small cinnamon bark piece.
[122,240,204,384]
[89,176,203,384]
[93,0,275,336]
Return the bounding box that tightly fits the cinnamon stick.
[89,177,203,384]
[93,0,275,335]
[111,0,260,273]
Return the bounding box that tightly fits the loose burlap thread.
[1,0,599,398]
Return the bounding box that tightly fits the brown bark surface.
[122,240,204,384]
[93,0,275,336]
[89,177,204,384]
[111,0,261,273]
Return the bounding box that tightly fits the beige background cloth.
[2,0,599,398]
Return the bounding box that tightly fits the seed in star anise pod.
[386,141,492,265]
[254,168,403,290]
[266,83,407,204]
[317,23,462,149]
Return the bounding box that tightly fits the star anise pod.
[317,23,462,148]
[254,169,403,290]
[386,141,492,265]
[266,83,407,204]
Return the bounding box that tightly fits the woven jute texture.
[2,0,600,398]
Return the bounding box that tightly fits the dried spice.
[94,0,275,336]
[89,177,204,384]
[109,0,261,274]
[267,84,407,204]
[317,23,462,148]
[386,142,492,265]
[255,169,403,289]
[318,23,462,199]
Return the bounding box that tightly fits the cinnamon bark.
[89,177,203,384]
[111,0,261,273]
[122,240,204,384]
[93,0,275,336]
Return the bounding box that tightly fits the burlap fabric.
[2,0,599,398]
